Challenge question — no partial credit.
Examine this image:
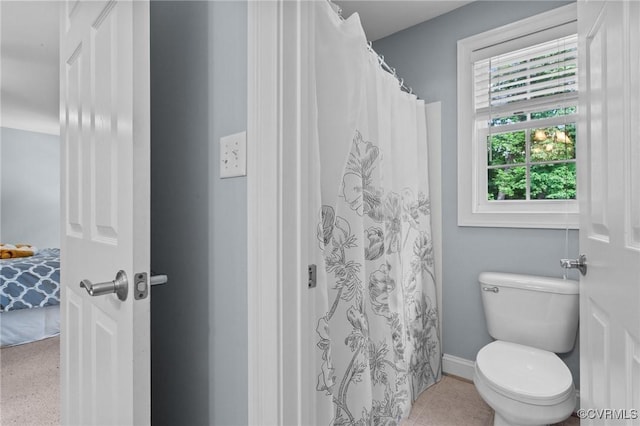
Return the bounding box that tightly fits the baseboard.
[442,353,475,381]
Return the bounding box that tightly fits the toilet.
[474,272,579,426]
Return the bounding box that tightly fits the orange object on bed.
[0,243,35,259]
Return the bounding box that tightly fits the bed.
[0,248,60,347]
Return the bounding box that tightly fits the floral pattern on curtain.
[311,2,442,424]
[315,129,441,426]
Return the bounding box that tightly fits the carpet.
[0,336,60,425]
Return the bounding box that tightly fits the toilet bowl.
[474,341,575,426]
[474,272,579,426]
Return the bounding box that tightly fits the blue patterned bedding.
[0,248,60,312]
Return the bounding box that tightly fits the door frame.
[247,0,312,423]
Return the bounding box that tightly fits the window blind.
[474,34,578,112]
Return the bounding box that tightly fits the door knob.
[80,270,128,301]
[560,254,587,276]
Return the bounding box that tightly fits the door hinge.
[308,264,317,288]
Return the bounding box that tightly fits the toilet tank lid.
[479,272,579,295]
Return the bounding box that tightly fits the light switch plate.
[220,131,247,178]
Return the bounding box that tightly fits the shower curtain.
[310,2,442,424]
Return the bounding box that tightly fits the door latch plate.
[134,272,148,300]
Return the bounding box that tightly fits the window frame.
[457,3,579,229]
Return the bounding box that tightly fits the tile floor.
[403,375,580,426]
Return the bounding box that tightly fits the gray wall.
[150,2,247,424]
[374,1,580,386]
[208,1,248,424]
[0,127,60,248]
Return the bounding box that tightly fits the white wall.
[0,127,60,248]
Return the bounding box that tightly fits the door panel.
[579,0,640,421]
[91,2,119,241]
[585,7,609,241]
[65,45,84,237]
[627,2,640,251]
[587,301,610,409]
[63,291,83,425]
[626,333,640,412]
[60,1,150,424]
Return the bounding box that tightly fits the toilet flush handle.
[482,286,499,293]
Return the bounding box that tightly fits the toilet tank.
[479,272,579,353]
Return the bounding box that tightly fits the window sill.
[458,201,579,229]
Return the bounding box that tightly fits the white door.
[578,0,640,421]
[60,0,150,424]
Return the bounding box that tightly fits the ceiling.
[334,0,473,41]
[0,1,470,136]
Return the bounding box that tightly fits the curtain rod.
[328,0,416,97]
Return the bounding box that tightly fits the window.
[457,4,578,229]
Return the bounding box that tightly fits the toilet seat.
[476,341,574,406]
